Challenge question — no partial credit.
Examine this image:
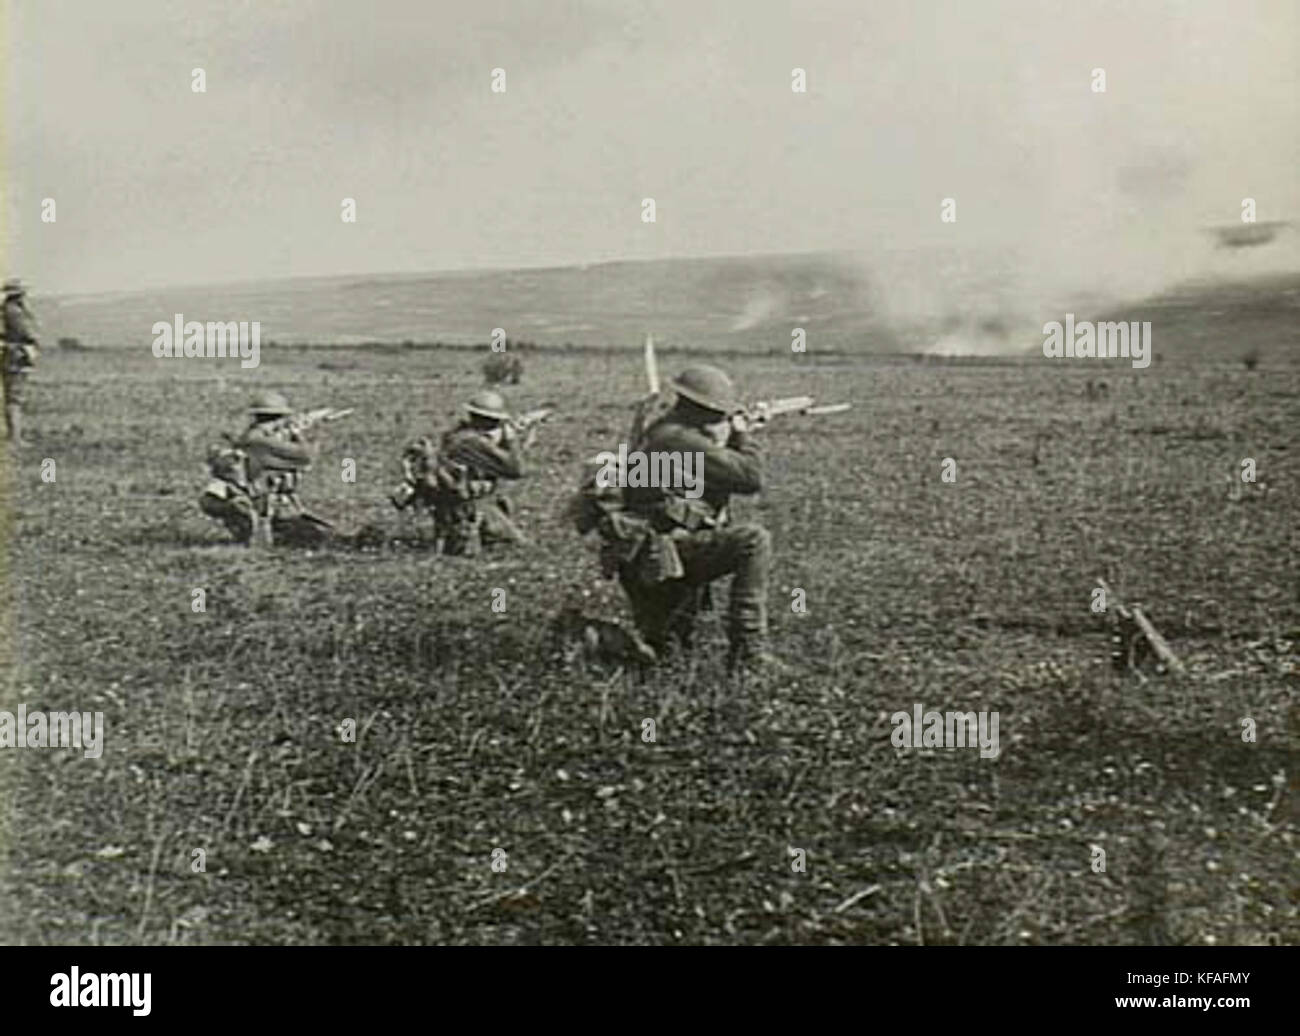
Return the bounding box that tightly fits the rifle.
[744,396,851,427]
[513,407,554,431]
[637,335,850,433]
[506,406,554,454]
[267,407,354,437]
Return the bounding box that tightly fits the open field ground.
[1,345,1296,945]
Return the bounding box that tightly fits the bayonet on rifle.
[288,407,353,433]
[629,334,668,442]
[745,396,851,426]
[514,407,554,430]
[644,334,659,396]
[263,406,354,439]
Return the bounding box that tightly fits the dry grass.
[2,346,1296,944]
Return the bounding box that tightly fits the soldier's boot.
[593,619,659,667]
[619,575,682,661]
[623,627,661,666]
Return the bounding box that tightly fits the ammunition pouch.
[205,443,253,500]
[654,494,715,533]
[398,435,498,511]
[574,450,716,582]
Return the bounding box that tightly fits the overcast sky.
[5,0,1297,295]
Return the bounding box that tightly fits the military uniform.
[577,365,775,668]
[395,390,530,556]
[3,281,39,444]
[200,392,321,544]
[430,422,528,554]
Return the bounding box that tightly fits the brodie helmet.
[249,390,293,417]
[671,365,739,416]
[465,389,510,423]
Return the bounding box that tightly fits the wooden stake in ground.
[1097,577,1185,675]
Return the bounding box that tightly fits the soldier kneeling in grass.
[570,365,780,674]
[391,390,530,556]
[200,391,330,546]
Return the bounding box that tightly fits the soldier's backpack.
[204,440,251,499]
[569,391,671,536]
[392,435,497,512]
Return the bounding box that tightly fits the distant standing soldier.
[393,390,530,556]
[572,365,779,672]
[2,279,40,446]
[200,391,324,545]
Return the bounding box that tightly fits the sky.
[4,0,1298,296]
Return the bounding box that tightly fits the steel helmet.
[465,389,510,423]
[671,365,739,415]
[249,390,293,417]
[3,278,26,297]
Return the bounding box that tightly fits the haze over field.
[36,242,1300,361]
[6,0,1298,359]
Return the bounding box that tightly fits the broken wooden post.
[1097,577,1185,675]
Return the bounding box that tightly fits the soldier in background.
[2,279,40,446]
[572,365,779,673]
[200,391,324,545]
[393,390,530,556]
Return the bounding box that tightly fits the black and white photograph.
[0,0,1296,1001]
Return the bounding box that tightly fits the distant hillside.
[1081,273,1300,365]
[39,252,899,353]
[35,252,1300,363]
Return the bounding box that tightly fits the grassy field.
[1,344,1296,945]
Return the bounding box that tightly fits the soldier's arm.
[242,429,316,471]
[445,432,525,480]
[658,425,763,495]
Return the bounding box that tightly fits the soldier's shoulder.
[644,418,709,451]
[246,419,289,437]
[441,424,479,446]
